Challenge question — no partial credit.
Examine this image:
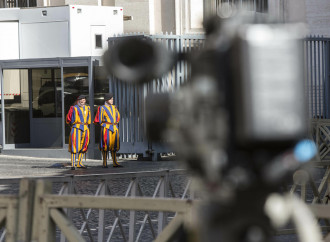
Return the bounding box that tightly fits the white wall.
[0,22,19,59]
[102,0,115,6]
[20,21,70,58]
[161,0,175,34]
[115,0,151,33]
[305,0,330,37]
[66,0,99,5]
[0,8,19,21]
[19,6,70,23]
[69,5,123,56]
[0,5,124,59]
[19,6,70,58]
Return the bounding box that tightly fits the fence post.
[60,177,74,242]
[98,179,107,242]
[158,172,169,235]
[5,203,17,242]
[325,40,330,118]
[17,178,35,242]
[129,178,137,242]
[35,180,56,242]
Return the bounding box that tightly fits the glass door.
[30,68,62,148]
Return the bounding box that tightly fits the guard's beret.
[77,95,87,100]
[104,93,114,101]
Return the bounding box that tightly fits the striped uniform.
[94,104,120,152]
[94,104,120,167]
[66,105,91,155]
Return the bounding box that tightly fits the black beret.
[77,95,87,100]
[104,93,114,101]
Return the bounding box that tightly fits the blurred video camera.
[103,10,320,242]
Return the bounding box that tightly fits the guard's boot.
[102,150,108,168]
[112,151,123,168]
[71,153,76,170]
[77,153,87,169]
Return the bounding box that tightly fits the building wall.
[19,7,71,58]
[102,0,116,6]
[305,0,330,37]
[35,0,203,34]
[0,6,123,59]
[176,0,203,34]
[268,0,330,37]
[161,0,175,34]
[0,22,19,59]
[69,5,123,56]
[65,0,99,5]
[115,0,152,33]
[37,0,65,6]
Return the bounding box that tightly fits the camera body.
[104,12,311,242]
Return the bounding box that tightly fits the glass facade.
[31,68,61,118]
[0,60,109,153]
[2,68,64,148]
[3,69,30,145]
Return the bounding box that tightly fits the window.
[95,34,102,49]
[3,69,30,144]
[31,68,61,118]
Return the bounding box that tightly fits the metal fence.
[111,34,330,156]
[0,169,193,242]
[305,36,330,119]
[108,34,205,158]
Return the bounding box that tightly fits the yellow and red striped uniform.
[94,104,120,152]
[66,104,91,154]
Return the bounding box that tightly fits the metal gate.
[110,34,330,157]
[305,36,330,119]
[107,34,205,159]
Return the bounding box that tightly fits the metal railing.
[305,36,330,119]
[0,169,193,242]
[107,34,330,156]
[107,34,205,158]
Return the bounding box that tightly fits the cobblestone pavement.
[0,154,324,242]
[0,154,184,178]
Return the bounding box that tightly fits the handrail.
[0,169,187,184]
[0,170,192,242]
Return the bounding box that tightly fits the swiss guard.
[93,93,122,168]
[66,95,91,170]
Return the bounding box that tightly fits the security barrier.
[1,167,330,241]
[0,170,193,242]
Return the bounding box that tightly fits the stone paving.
[0,154,183,179]
[0,154,321,242]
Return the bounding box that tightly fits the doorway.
[30,68,62,148]
[2,68,63,148]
